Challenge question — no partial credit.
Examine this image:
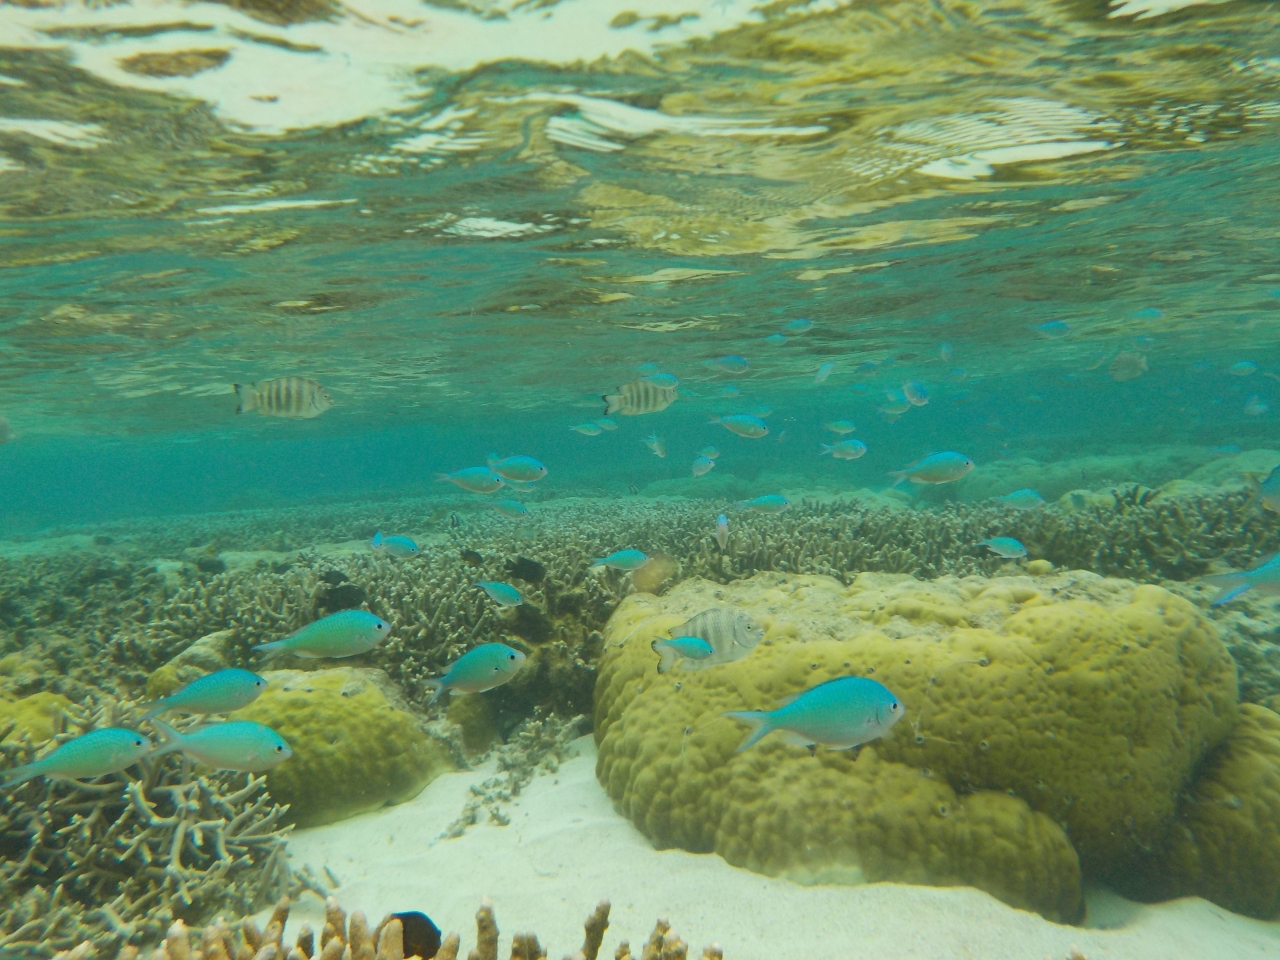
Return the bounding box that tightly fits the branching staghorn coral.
[442,711,584,839]
[0,700,293,957]
[48,896,721,960]
[8,484,1280,715]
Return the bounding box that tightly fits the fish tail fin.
[251,640,286,661]
[707,416,721,425]
[0,762,41,789]
[233,383,256,415]
[603,394,621,415]
[434,473,451,484]
[724,711,774,753]
[486,453,499,468]
[819,444,832,457]
[652,641,678,675]
[147,718,185,759]
[888,472,906,488]
[1208,580,1253,607]
[423,679,446,707]
[140,697,171,721]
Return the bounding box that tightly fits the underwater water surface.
[3,0,1280,958]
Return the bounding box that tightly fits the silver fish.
[666,607,763,669]
[603,378,677,416]
[234,377,332,419]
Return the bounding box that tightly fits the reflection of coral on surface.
[0,699,292,956]
[594,571,1263,922]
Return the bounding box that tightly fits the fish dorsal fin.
[777,691,802,708]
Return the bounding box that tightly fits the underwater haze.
[3,0,1280,958]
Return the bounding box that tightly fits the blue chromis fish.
[707,355,750,375]
[644,372,680,388]
[698,445,721,459]
[591,549,650,571]
[785,317,813,333]
[902,381,929,406]
[736,494,790,514]
[652,636,715,674]
[1,728,153,788]
[1204,554,1280,606]
[594,417,619,431]
[824,420,856,434]
[149,719,291,772]
[763,334,788,345]
[142,668,266,719]
[1033,320,1070,339]
[819,439,867,460]
[691,455,716,477]
[890,452,974,487]
[635,362,661,377]
[814,361,835,383]
[371,531,419,559]
[710,414,768,438]
[437,466,506,493]
[999,488,1046,509]
[476,581,523,606]
[425,642,527,706]
[644,434,667,458]
[1254,466,1280,512]
[571,422,604,436]
[489,499,531,519]
[252,609,391,660]
[1229,361,1259,376]
[715,514,729,551]
[486,455,547,483]
[979,537,1028,559]
[725,676,903,753]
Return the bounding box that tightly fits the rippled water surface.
[1,0,1279,514]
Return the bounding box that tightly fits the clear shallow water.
[3,0,1280,954]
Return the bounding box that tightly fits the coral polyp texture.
[593,570,1253,921]
[232,668,455,828]
[0,700,292,956]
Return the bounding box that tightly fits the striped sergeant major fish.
[602,378,677,416]
[234,377,333,419]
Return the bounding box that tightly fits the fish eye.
[891,701,901,712]
[135,739,144,746]
[275,745,284,752]
[376,623,385,630]
[508,654,516,661]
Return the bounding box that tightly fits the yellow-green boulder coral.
[237,668,452,827]
[595,570,1239,921]
[1135,703,1280,918]
[0,691,72,743]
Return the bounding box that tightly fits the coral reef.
[54,895,715,960]
[1120,703,1280,919]
[442,711,583,838]
[0,700,292,956]
[233,669,455,828]
[593,571,1241,920]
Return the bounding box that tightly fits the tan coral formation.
[594,570,1243,921]
[234,668,455,827]
[47,897,715,960]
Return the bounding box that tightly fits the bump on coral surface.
[234,668,454,827]
[1118,703,1280,919]
[594,571,1240,920]
[0,701,292,956]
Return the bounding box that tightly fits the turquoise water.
[3,0,1280,955]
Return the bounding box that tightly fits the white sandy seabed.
[280,737,1280,960]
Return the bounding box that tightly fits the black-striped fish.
[234,377,332,419]
[602,378,677,416]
